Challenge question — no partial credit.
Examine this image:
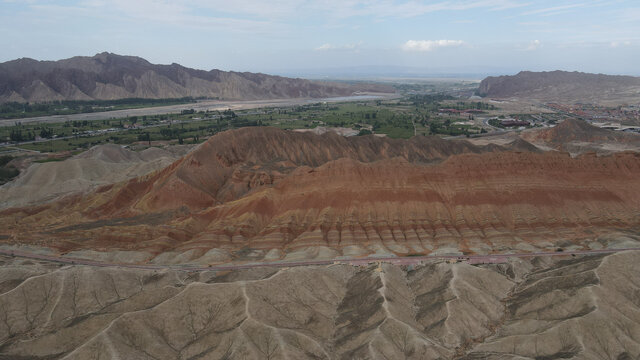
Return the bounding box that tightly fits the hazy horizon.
[1,0,639,77]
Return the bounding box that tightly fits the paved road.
[1,247,637,272]
[0,94,397,127]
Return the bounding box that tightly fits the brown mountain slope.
[0,52,391,103]
[81,127,509,217]
[477,70,640,103]
[1,127,639,263]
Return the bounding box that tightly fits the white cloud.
[91,0,530,22]
[24,0,282,34]
[401,39,465,52]
[179,0,304,19]
[517,21,549,26]
[521,3,587,16]
[617,7,640,23]
[524,39,542,51]
[311,0,529,19]
[314,42,361,51]
[20,0,528,25]
[610,40,632,48]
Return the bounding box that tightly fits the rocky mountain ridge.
[477,70,640,103]
[0,52,391,103]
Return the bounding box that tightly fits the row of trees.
[0,98,201,119]
[9,129,36,142]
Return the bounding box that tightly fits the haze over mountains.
[0,53,390,103]
[478,70,640,104]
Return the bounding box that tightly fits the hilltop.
[0,52,391,103]
[477,70,640,104]
[522,118,640,154]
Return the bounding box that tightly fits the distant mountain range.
[0,53,392,103]
[478,70,640,104]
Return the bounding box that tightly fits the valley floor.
[0,93,397,127]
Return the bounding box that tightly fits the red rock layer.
[86,127,509,217]
[178,151,640,254]
[2,128,640,257]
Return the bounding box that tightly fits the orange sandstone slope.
[83,127,507,217]
[183,151,640,255]
[2,127,640,261]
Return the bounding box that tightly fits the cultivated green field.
[2,95,496,153]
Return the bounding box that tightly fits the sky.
[1,0,639,78]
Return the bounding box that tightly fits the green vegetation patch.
[34,157,70,163]
[0,97,203,119]
[4,94,495,152]
[0,155,19,185]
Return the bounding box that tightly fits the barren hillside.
[0,144,192,209]
[521,118,640,154]
[2,127,639,264]
[477,70,640,104]
[0,251,638,359]
[0,53,392,103]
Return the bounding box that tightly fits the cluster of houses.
[500,119,531,127]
